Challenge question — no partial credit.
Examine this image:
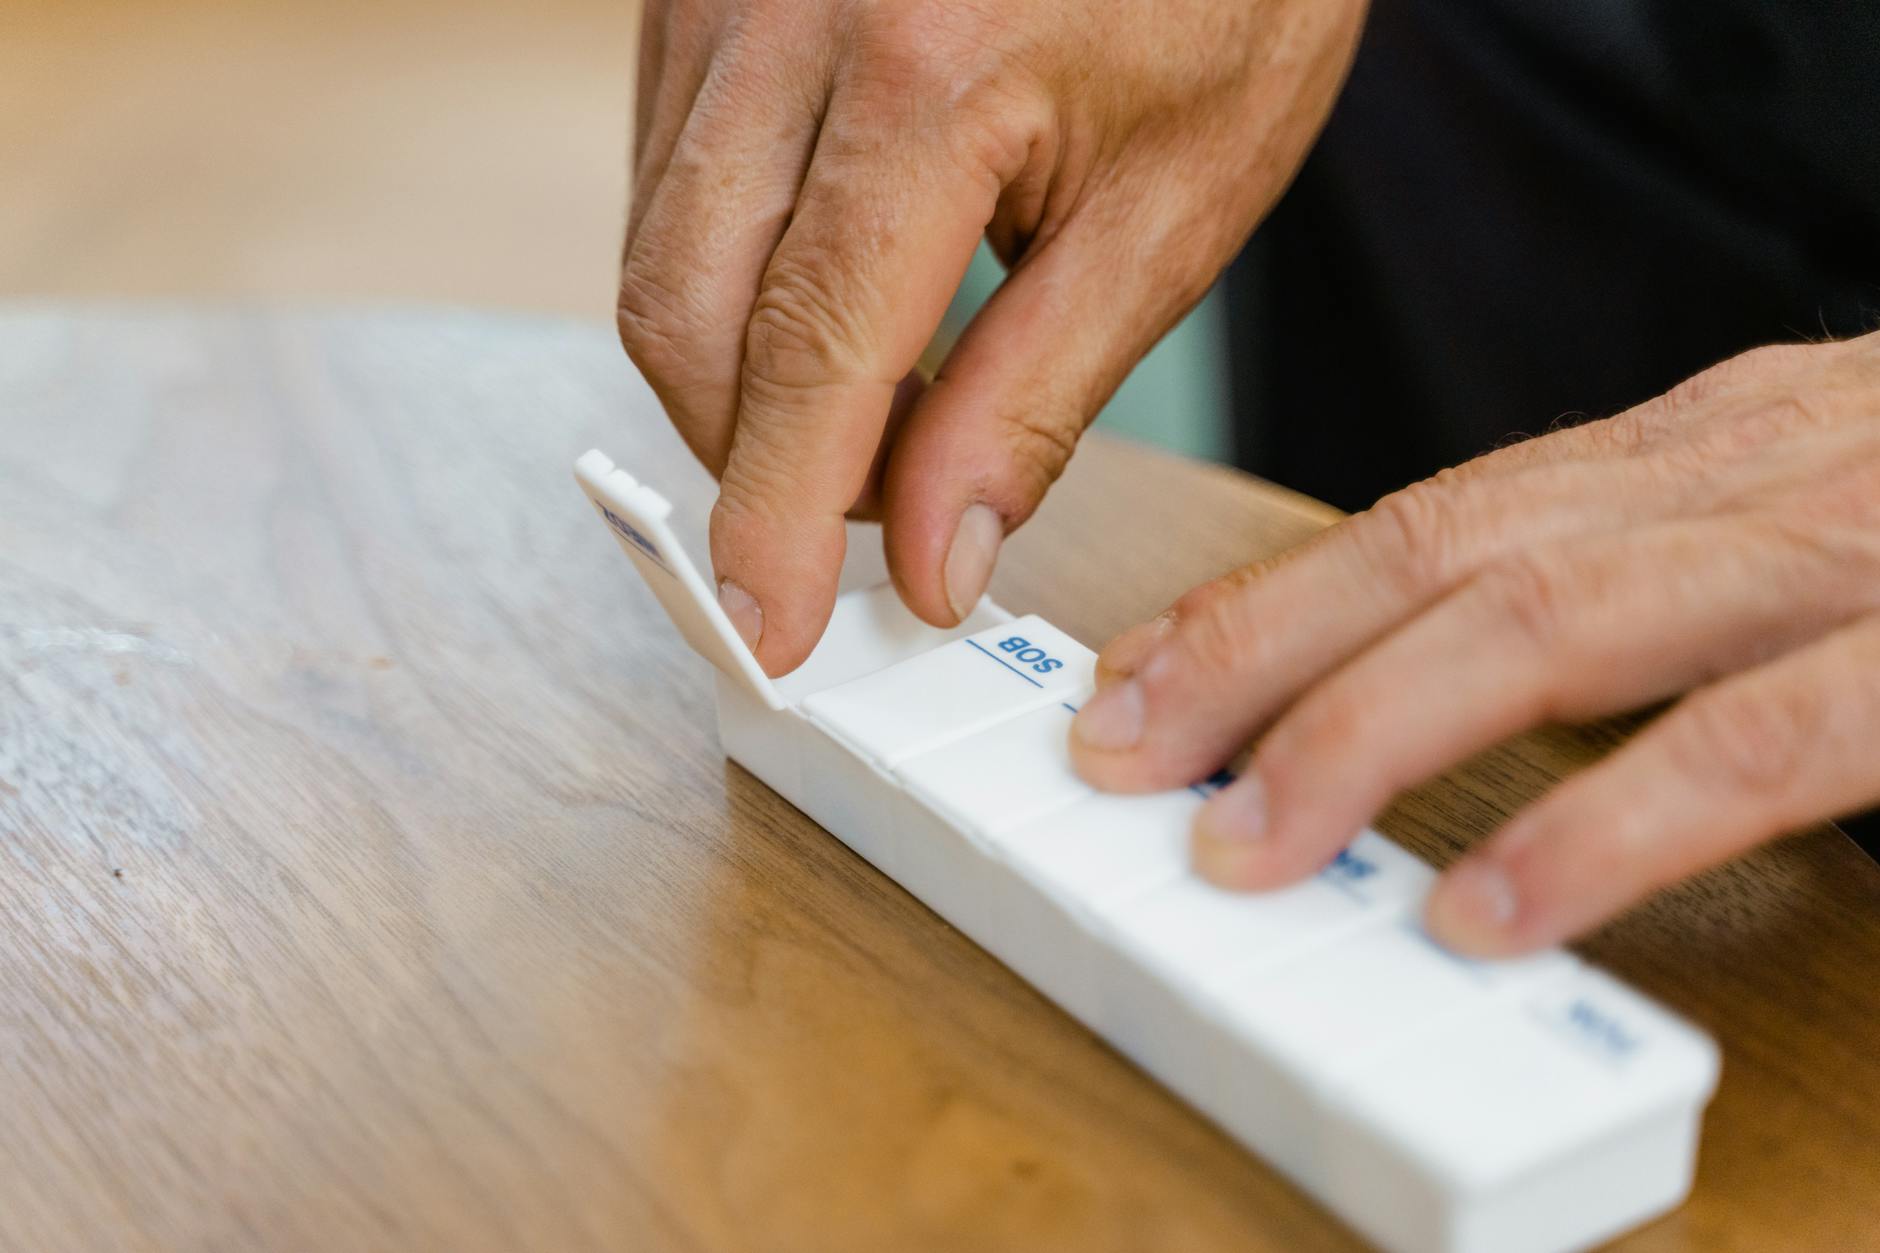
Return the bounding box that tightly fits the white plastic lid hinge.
[574,448,786,710]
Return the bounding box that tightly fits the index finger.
[710,84,1016,675]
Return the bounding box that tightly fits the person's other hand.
[619,0,1366,675]
[1071,334,1880,956]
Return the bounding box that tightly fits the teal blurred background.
[937,244,1235,463]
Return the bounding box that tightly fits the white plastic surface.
[895,695,1095,837]
[1211,921,1554,1083]
[776,582,1011,703]
[578,450,1721,1253]
[575,449,784,710]
[802,616,1095,765]
[1001,789,1201,911]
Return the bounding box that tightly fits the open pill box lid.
[574,448,787,710]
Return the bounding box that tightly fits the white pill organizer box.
[575,450,1719,1253]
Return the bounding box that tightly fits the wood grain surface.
[3,308,1878,1253]
[1,0,635,315]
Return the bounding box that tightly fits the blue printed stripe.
[965,637,1044,688]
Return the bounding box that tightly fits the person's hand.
[619,0,1366,675]
[1070,334,1880,956]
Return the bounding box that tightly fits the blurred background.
[2,0,1233,460]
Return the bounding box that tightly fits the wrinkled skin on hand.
[1071,334,1880,956]
[620,0,1366,674]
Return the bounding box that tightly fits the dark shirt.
[1229,0,1880,509]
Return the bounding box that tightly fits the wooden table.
[4,308,1877,1253]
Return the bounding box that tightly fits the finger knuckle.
[1656,362,1736,413]
[1585,406,1658,456]
[1734,341,1820,376]
[1172,561,1270,620]
[1670,683,1821,799]
[1728,392,1832,451]
[996,406,1082,503]
[1651,392,1835,484]
[743,262,867,392]
[851,5,1006,94]
[615,258,698,380]
[714,438,801,522]
[848,10,944,83]
[1477,552,1571,650]
[1172,586,1269,687]
[1666,343,1815,409]
[1355,483,1472,599]
[944,102,1041,190]
[836,7,1042,178]
[1749,392,1836,442]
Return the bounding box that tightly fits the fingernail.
[943,503,1004,622]
[1426,859,1519,953]
[1099,612,1177,682]
[1193,774,1268,885]
[1197,773,1267,844]
[1072,678,1144,752]
[717,579,763,652]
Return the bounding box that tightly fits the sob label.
[997,635,1065,675]
[1564,998,1642,1063]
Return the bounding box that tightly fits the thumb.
[881,201,1222,626]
